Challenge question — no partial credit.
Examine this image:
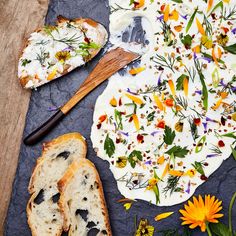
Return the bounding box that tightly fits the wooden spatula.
[24,47,140,145]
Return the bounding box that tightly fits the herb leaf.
[21,59,31,67]
[176,74,189,90]
[186,8,198,33]
[210,222,231,236]
[114,109,123,130]
[171,0,183,3]
[223,43,236,55]
[163,126,176,145]
[165,146,189,158]
[192,161,205,175]
[180,34,192,49]
[128,150,143,168]
[231,145,236,161]
[104,134,115,157]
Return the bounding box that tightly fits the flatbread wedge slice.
[19,15,108,89]
[58,159,112,236]
[27,132,87,236]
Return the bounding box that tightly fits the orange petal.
[153,93,165,111]
[164,4,170,22]
[47,67,57,81]
[132,114,140,131]
[196,18,206,35]
[207,0,214,12]
[183,77,189,97]
[168,79,176,96]
[125,93,144,105]
[129,67,145,75]
[155,212,174,221]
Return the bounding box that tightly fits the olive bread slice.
[58,159,112,236]
[27,133,87,236]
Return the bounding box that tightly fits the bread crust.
[19,16,108,88]
[28,132,87,194]
[58,159,112,236]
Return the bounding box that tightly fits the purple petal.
[220,79,227,87]
[195,90,202,95]
[150,131,162,136]
[47,106,58,111]
[185,181,191,194]
[232,86,236,92]
[126,88,138,95]
[232,27,236,34]
[114,122,117,129]
[206,154,219,158]
[199,57,211,63]
[202,122,207,133]
[206,117,218,123]
[118,131,129,137]
[156,15,164,21]
[181,14,188,20]
[157,71,163,86]
[145,160,152,165]
[194,52,198,60]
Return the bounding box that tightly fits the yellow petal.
[183,77,189,97]
[47,67,57,81]
[135,0,145,8]
[164,4,170,22]
[212,97,223,110]
[129,67,145,75]
[109,97,117,107]
[125,93,144,105]
[153,93,165,111]
[207,0,214,12]
[157,155,165,165]
[161,163,169,179]
[155,212,174,221]
[124,202,132,210]
[132,114,140,130]
[192,45,201,53]
[168,79,176,96]
[169,170,184,176]
[169,9,179,21]
[196,18,205,35]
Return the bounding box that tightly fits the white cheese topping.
[91,0,236,206]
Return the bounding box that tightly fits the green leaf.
[199,73,209,110]
[176,74,189,90]
[208,1,223,16]
[181,34,192,49]
[163,126,176,145]
[192,161,205,175]
[222,132,236,139]
[195,135,206,153]
[223,43,236,55]
[114,109,123,130]
[210,222,231,236]
[186,8,198,33]
[171,0,183,3]
[165,146,189,158]
[202,52,225,64]
[231,145,236,161]
[104,134,115,157]
[21,59,32,67]
[128,150,143,168]
[147,111,155,122]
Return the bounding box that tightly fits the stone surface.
[4,0,236,235]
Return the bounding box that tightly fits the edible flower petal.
[155,212,174,221]
[179,195,223,232]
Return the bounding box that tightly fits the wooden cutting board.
[0,0,49,234]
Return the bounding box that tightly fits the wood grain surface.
[0,0,49,234]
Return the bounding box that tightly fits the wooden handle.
[61,47,139,114]
[23,110,65,145]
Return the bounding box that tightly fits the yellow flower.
[124,202,132,210]
[135,219,154,236]
[146,178,158,190]
[55,51,71,62]
[179,195,223,232]
[155,212,174,221]
[185,169,196,177]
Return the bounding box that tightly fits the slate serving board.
[4,0,236,235]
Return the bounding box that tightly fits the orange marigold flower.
[165,98,174,107]
[179,195,223,232]
[156,120,165,129]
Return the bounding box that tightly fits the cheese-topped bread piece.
[27,133,87,236]
[58,159,112,236]
[19,16,108,89]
